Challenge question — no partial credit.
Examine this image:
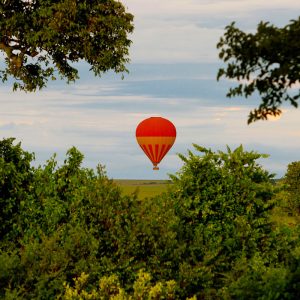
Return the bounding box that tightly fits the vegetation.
[62,270,178,300]
[115,180,170,199]
[217,17,300,123]
[1,138,300,299]
[0,0,134,91]
[283,161,300,215]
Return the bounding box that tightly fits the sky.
[1,0,300,179]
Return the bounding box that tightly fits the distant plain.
[115,179,300,228]
[115,179,171,199]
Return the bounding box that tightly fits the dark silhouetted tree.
[217,18,300,123]
[0,0,134,91]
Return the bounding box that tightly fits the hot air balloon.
[136,117,176,170]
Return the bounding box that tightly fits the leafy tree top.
[284,161,300,192]
[217,18,300,123]
[0,0,134,91]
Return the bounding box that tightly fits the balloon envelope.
[136,117,176,170]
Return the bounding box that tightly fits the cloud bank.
[1,1,300,178]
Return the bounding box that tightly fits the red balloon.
[136,117,176,170]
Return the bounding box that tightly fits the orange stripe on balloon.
[141,144,152,161]
[146,145,156,162]
[155,144,159,162]
[157,144,166,162]
[159,144,170,163]
[148,144,155,161]
[136,136,176,166]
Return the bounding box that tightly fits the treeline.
[1,138,300,299]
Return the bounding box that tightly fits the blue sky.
[1,0,300,179]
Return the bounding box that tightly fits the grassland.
[114,179,171,199]
[115,179,300,228]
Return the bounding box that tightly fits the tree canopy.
[217,17,300,123]
[1,138,300,299]
[0,0,134,91]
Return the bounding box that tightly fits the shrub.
[0,143,139,299]
[0,138,34,247]
[284,161,300,214]
[1,139,299,299]
[167,145,276,297]
[62,270,178,300]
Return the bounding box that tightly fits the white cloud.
[124,0,300,16]
[130,20,222,63]
[1,71,299,178]
[1,0,300,178]
[123,0,300,63]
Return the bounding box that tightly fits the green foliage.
[0,140,139,299]
[167,144,277,297]
[62,270,177,299]
[0,138,34,247]
[218,204,300,300]
[217,18,300,123]
[0,138,300,299]
[0,0,134,91]
[0,139,180,299]
[220,254,290,300]
[284,161,300,214]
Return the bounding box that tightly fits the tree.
[0,0,134,91]
[217,17,300,123]
[62,271,178,300]
[284,161,300,214]
[167,144,276,298]
[0,138,34,247]
[1,139,300,299]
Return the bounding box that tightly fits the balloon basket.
[153,166,159,170]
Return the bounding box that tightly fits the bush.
[167,145,277,297]
[0,138,34,247]
[220,235,300,300]
[0,142,140,299]
[1,139,299,299]
[62,270,178,300]
[0,141,178,299]
[284,161,300,214]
